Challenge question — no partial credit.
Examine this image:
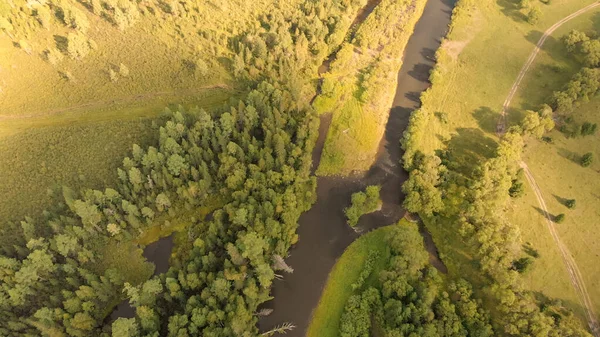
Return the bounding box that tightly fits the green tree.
[565,199,576,209]
[527,6,541,25]
[581,152,593,167]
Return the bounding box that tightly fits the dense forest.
[339,222,494,337]
[0,0,377,335]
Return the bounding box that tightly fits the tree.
[344,186,381,227]
[563,30,589,53]
[527,6,541,25]
[155,193,171,212]
[581,152,593,167]
[565,199,576,209]
[554,213,565,223]
[581,39,600,67]
[112,318,139,337]
[521,106,554,138]
[402,154,444,216]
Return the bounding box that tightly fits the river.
[258,0,455,335]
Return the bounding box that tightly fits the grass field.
[505,9,600,315]
[411,0,599,320]
[306,223,394,337]
[0,0,253,225]
[315,0,427,176]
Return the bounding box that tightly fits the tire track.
[499,3,600,335]
[520,162,599,336]
[498,2,600,133]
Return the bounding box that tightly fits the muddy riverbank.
[258,0,455,336]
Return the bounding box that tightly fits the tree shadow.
[54,35,68,53]
[404,91,421,104]
[533,206,550,219]
[407,63,433,82]
[506,106,528,127]
[557,147,580,164]
[496,0,527,23]
[522,243,540,258]
[553,194,570,207]
[526,31,562,55]
[591,11,600,37]
[472,106,501,134]
[443,128,498,177]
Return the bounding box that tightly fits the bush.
[350,250,379,291]
[512,257,533,273]
[527,7,541,25]
[509,181,524,198]
[581,152,593,167]
[344,186,381,227]
[554,213,565,223]
[581,122,597,136]
[565,199,576,209]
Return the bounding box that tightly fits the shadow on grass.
[472,106,501,134]
[506,106,529,127]
[444,128,498,177]
[533,206,550,219]
[496,0,527,23]
[553,194,571,207]
[54,35,68,53]
[557,147,580,164]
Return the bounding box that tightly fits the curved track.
[501,3,600,335]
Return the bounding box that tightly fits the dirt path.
[520,162,599,336]
[498,1,600,133]
[499,4,600,334]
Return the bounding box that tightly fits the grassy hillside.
[0,0,269,224]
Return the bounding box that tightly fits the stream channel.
[259,0,455,335]
[109,0,454,333]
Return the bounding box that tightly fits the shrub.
[565,199,576,209]
[581,122,597,136]
[512,257,533,273]
[509,181,524,198]
[554,213,565,223]
[581,152,593,167]
[527,7,541,25]
[344,186,381,227]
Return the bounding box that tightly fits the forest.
[0,0,372,335]
[2,0,599,336]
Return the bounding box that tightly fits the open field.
[511,93,600,317]
[502,4,600,319]
[0,0,250,224]
[306,224,394,337]
[0,87,234,225]
[409,0,599,322]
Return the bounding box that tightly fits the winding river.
[258,0,455,335]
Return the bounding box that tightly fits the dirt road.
[498,2,600,133]
[501,3,600,335]
[520,162,599,336]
